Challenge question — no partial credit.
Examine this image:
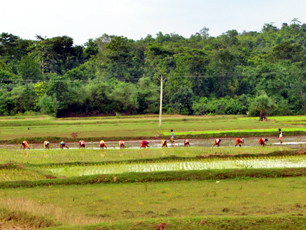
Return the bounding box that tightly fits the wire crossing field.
[1,115,306,143]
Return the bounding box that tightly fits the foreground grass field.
[0,115,306,229]
[0,177,305,229]
[1,114,306,143]
[0,147,304,229]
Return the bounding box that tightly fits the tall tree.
[17,56,42,81]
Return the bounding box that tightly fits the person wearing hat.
[235,138,244,147]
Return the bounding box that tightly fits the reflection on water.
[49,155,306,177]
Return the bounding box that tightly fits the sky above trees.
[1,0,306,45]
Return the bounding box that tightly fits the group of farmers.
[19,128,283,150]
[20,139,114,150]
[212,128,283,147]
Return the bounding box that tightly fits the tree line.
[1,19,306,117]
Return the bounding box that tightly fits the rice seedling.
[45,154,306,177]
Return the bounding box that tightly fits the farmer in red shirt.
[184,139,190,147]
[100,140,107,149]
[259,138,268,146]
[213,139,221,147]
[235,138,244,147]
[119,140,124,149]
[60,141,69,149]
[141,140,149,148]
[79,140,85,148]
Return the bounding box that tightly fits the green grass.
[1,115,305,143]
[44,216,306,230]
[1,114,306,229]
[43,154,306,177]
[0,146,294,165]
[163,127,306,137]
[264,115,306,121]
[0,168,47,181]
[0,167,305,188]
[0,177,305,228]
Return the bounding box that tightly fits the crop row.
[0,146,293,165]
[47,155,306,177]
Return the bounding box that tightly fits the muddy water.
[1,136,306,150]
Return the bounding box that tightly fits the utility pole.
[159,75,163,127]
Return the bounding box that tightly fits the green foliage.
[84,80,111,113]
[46,76,69,110]
[0,69,18,83]
[83,38,98,59]
[249,92,275,116]
[170,86,193,115]
[17,56,42,81]
[271,41,303,62]
[108,81,138,113]
[7,85,36,114]
[137,77,159,113]
[193,95,249,115]
[36,93,59,115]
[34,82,48,98]
[3,20,306,116]
[63,68,84,81]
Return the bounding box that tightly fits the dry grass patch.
[0,197,103,226]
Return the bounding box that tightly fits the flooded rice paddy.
[48,155,306,177]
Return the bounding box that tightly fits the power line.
[1,70,306,84]
[0,73,303,82]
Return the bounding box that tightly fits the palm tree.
[251,93,275,121]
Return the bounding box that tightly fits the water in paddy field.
[2,135,306,150]
[0,137,305,150]
[49,155,306,177]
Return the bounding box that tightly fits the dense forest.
[1,19,306,117]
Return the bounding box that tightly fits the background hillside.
[1,19,306,117]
